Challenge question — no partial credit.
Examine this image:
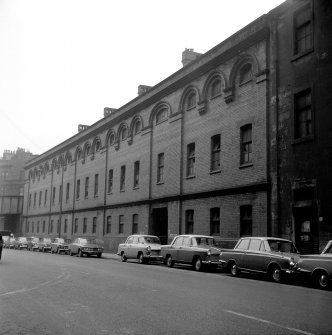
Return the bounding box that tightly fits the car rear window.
[268,240,298,253]
[236,239,250,250]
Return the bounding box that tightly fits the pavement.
[103,252,120,260]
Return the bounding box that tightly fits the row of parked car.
[3,236,104,258]
[117,234,332,290]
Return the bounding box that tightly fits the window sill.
[210,93,222,100]
[186,175,196,180]
[239,163,253,169]
[133,186,139,190]
[292,134,315,145]
[291,48,314,62]
[239,78,253,87]
[210,169,221,175]
[186,106,196,112]
[120,189,125,193]
[156,181,164,185]
[107,191,113,195]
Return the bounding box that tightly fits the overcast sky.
[0,0,285,156]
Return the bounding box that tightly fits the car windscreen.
[43,239,51,243]
[267,240,298,253]
[143,237,161,244]
[192,237,216,246]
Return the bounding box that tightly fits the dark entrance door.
[150,208,168,245]
[294,206,319,254]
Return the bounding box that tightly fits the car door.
[244,239,266,272]
[178,237,193,263]
[130,236,140,258]
[171,236,184,262]
[234,238,250,269]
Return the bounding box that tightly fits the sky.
[0,0,285,156]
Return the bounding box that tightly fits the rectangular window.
[132,214,138,234]
[210,208,220,235]
[64,219,67,234]
[59,185,62,204]
[37,221,40,233]
[157,153,164,183]
[66,183,70,203]
[106,216,111,234]
[39,191,42,207]
[50,220,54,233]
[240,205,252,237]
[52,187,56,204]
[29,194,32,208]
[44,189,48,206]
[27,221,30,233]
[295,89,312,139]
[57,219,60,234]
[133,161,140,188]
[74,218,78,234]
[120,166,126,191]
[34,192,36,207]
[83,218,87,234]
[119,215,124,234]
[108,169,113,193]
[294,7,313,55]
[94,174,99,197]
[185,210,194,234]
[187,143,195,177]
[42,220,45,233]
[76,179,80,199]
[85,177,89,198]
[32,222,34,233]
[240,124,252,165]
[92,217,97,234]
[211,135,221,171]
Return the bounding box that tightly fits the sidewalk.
[102,252,120,260]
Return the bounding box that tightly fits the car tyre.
[78,249,83,257]
[69,249,74,256]
[193,257,203,272]
[57,248,61,254]
[98,253,102,258]
[166,255,174,268]
[121,252,127,262]
[230,262,240,277]
[138,253,145,264]
[314,270,329,290]
[269,265,282,283]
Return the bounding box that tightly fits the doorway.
[150,207,168,245]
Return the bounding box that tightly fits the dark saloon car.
[37,238,52,252]
[219,237,300,283]
[68,238,103,257]
[296,240,332,289]
[51,238,69,254]
[160,235,221,271]
[117,235,163,264]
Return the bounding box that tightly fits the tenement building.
[0,148,36,235]
[22,0,332,253]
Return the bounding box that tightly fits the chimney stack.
[182,48,201,67]
[78,124,89,133]
[104,107,117,118]
[138,85,151,96]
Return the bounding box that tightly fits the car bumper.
[203,260,221,267]
[145,255,164,261]
[83,251,103,256]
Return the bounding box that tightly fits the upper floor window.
[156,108,167,124]
[132,214,138,234]
[186,143,195,177]
[52,187,56,205]
[240,124,252,165]
[157,153,164,183]
[85,177,89,198]
[240,205,252,237]
[295,88,312,139]
[108,169,113,193]
[294,7,313,55]
[211,134,221,171]
[39,191,42,207]
[210,79,222,98]
[210,208,220,235]
[186,92,196,110]
[64,219,67,234]
[106,216,111,234]
[76,179,80,199]
[34,192,37,207]
[59,185,62,204]
[42,220,46,233]
[119,215,124,234]
[133,161,140,188]
[76,150,82,161]
[95,141,101,152]
[134,120,142,134]
[109,133,115,146]
[74,218,78,234]
[239,63,253,84]
[120,127,128,141]
[83,217,87,234]
[94,174,99,197]
[185,210,194,234]
[44,190,47,206]
[66,183,70,203]
[92,217,97,234]
[120,165,126,191]
[85,145,91,156]
[0,171,9,180]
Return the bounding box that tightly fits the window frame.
[240,124,253,166]
[211,134,221,172]
[157,153,164,184]
[132,214,138,234]
[185,210,194,234]
[120,165,126,191]
[186,143,195,177]
[133,161,140,189]
[210,207,220,235]
[108,169,113,193]
[240,205,253,237]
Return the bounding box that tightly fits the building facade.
[0,148,36,235]
[22,0,332,253]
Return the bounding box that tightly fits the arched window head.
[186,92,196,110]
[76,150,82,161]
[210,79,222,98]
[85,145,91,156]
[156,108,167,124]
[134,120,142,135]
[95,141,101,152]
[239,63,253,84]
[121,127,128,141]
[109,133,115,146]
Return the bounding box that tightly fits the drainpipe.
[71,158,78,238]
[58,165,65,238]
[103,145,109,237]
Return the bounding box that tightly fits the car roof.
[239,236,293,242]
[128,234,159,238]
[175,235,215,239]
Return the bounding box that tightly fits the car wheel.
[166,255,174,268]
[121,252,127,262]
[138,253,145,264]
[269,265,282,283]
[314,270,329,289]
[69,250,74,256]
[78,249,83,257]
[98,253,102,258]
[230,262,239,277]
[57,248,61,254]
[193,257,203,272]
[51,249,54,254]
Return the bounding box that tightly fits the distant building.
[0,148,36,235]
[22,0,332,253]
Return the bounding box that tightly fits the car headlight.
[289,258,297,268]
[207,249,211,256]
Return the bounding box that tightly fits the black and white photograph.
[0,0,332,334]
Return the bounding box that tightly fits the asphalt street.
[0,249,331,335]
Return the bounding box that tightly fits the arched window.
[186,92,196,110]
[134,120,142,135]
[95,141,101,152]
[239,63,253,84]
[76,149,82,161]
[86,145,91,156]
[210,79,222,98]
[109,133,115,146]
[121,127,128,141]
[156,108,167,124]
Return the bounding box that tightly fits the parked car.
[4,237,16,249]
[296,240,332,289]
[12,237,29,250]
[37,238,52,252]
[51,238,69,254]
[219,237,300,283]
[3,236,11,248]
[160,235,221,271]
[27,237,40,251]
[117,234,163,264]
[68,238,103,257]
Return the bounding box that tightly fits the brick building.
[0,148,36,235]
[22,0,332,253]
